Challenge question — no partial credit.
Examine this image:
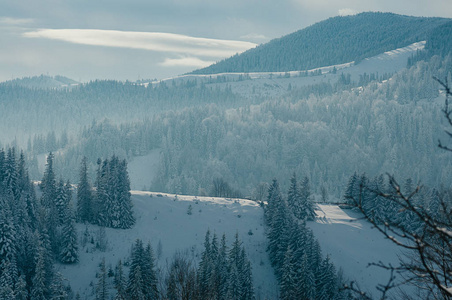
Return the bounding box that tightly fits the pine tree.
[217,234,229,300]
[0,201,16,266]
[287,173,303,219]
[15,275,28,300]
[59,204,78,264]
[280,247,296,300]
[40,152,57,208]
[300,176,315,220]
[239,247,254,300]
[226,264,240,300]
[129,265,145,300]
[77,156,93,223]
[50,272,68,300]
[298,253,315,299]
[95,158,109,226]
[0,260,16,299]
[55,179,68,226]
[31,246,49,300]
[315,256,338,300]
[114,260,127,300]
[96,258,109,300]
[4,148,19,202]
[199,230,212,297]
[127,239,157,299]
[343,172,359,205]
[142,242,158,299]
[117,159,135,229]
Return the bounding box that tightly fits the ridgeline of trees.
[192,12,449,74]
[0,79,240,145]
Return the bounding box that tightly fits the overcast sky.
[1,0,452,82]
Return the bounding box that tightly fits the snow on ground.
[144,41,425,99]
[128,149,161,190]
[58,191,278,299]
[310,204,412,298]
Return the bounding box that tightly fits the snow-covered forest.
[1,9,452,300]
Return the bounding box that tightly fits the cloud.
[160,57,215,68]
[240,33,269,41]
[23,29,257,58]
[0,17,34,25]
[338,8,358,16]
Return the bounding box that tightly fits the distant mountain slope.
[2,74,79,89]
[191,12,450,74]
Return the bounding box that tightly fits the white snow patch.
[58,192,277,299]
[310,204,412,298]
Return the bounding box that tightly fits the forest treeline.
[33,54,452,198]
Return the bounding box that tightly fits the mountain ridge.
[190,12,450,74]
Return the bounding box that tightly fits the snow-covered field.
[310,204,412,298]
[58,191,278,299]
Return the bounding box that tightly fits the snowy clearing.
[310,204,412,298]
[58,191,278,299]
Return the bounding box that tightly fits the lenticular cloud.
[23,29,256,58]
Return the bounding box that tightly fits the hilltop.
[191,12,450,74]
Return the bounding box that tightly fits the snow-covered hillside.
[58,189,412,299]
[58,191,278,299]
[145,41,425,99]
[310,204,412,298]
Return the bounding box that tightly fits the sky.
[1,0,452,82]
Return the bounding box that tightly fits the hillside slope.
[58,191,278,299]
[191,12,449,74]
[58,191,411,299]
[310,204,412,298]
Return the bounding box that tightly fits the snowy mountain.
[191,12,450,74]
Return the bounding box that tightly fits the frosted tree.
[31,246,49,300]
[59,204,78,264]
[198,230,212,297]
[117,159,135,229]
[239,248,254,300]
[280,246,296,300]
[0,202,16,266]
[114,260,127,300]
[96,258,108,300]
[55,179,68,226]
[0,260,16,299]
[299,176,315,220]
[77,156,92,223]
[40,152,57,208]
[50,272,68,300]
[142,242,158,299]
[127,239,158,299]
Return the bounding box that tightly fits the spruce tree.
[142,242,158,299]
[117,159,135,229]
[77,157,93,223]
[96,258,108,300]
[114,260,127,300]
[199,230,212,297]
[59,204,78,264]
[280,247,296,300]
[31,246,49,300]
